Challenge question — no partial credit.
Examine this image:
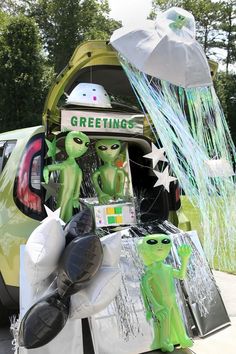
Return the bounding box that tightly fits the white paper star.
[42,206,65,226]
[143,143,167,168]
[153,166,177,192]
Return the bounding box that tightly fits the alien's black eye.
[85,142,90,147]
[161,239,171,244]
[73,137,83,144]
[98,145,107,151]
[111,144,120,150]
[146,239,158,245]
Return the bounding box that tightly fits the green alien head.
[65,131,90,158]
[137,234,172,266]
[95,139,121,163]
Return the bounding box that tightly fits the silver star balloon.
[42,180,61,201]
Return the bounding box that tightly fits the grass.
[179,196,236,275]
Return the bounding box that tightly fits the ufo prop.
[110,7,212,88]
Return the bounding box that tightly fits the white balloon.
[70,232,122,319]
[24,218,65,285]
[70,267,121,319]
[101,231,122,267]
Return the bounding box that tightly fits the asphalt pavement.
[0,327,13,354]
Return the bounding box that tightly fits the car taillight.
[14,134,45,220]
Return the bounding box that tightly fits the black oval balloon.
[57,234,103,297]
[19,291,70,349]
[64,208,95,245]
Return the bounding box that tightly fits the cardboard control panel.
[94,203,136,228]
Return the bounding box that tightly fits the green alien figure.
[137,234,193,352]
[92,139,126,204]
[169,15,188,30]
[43,131,90,222]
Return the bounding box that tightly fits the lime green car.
[0,126,45,313]
[0,40,216,314]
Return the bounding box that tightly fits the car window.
[1,140,16,171]
[0,141,6,173]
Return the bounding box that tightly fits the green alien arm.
[173,244,192,280]
[92,170,111,204]
[116,169,125,198]
[140,280,153,321]
[43,163,64,184]
[92,170,102,195]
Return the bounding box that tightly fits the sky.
[108,0,152,26]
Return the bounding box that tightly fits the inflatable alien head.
[137,234,172,266]
[65,131,90,158]
[66,83,112,108]
[95,139,121,163]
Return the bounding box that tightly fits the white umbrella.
[110,7,212,88]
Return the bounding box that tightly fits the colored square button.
[108,216,116,224]
[106,207,115,215]
[116,216,123,224]
[114,207,122,214]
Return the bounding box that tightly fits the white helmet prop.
[66,83,112,108]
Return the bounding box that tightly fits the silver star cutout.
[153,166,177,192]
[143,143,167,168]
[42,180,61,201]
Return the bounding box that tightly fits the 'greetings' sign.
[61,110,144,134]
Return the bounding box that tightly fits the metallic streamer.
[120,58,236,272]
[112,237,145,341]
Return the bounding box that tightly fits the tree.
[0,1,120,73]
[218,0,236,74]
[214,71,236,143]
[0,15,49,132]
[24,0,120,73]
[149,0,183,18]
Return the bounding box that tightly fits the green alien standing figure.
[137,234,193,352]
[43,131,90,222]
[92,139,126,204]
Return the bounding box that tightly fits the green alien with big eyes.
[43,131,90,222]
[169,14,188,30]
[92,139,126,204]
[138,234,193,352]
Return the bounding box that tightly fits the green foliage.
[1,1,120,73]
[0,0,120,132]
[214,71,236,143]
[26,0,120,73]
[0,14,51,132]
[217,1,236,73]
[149,0,182,18]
